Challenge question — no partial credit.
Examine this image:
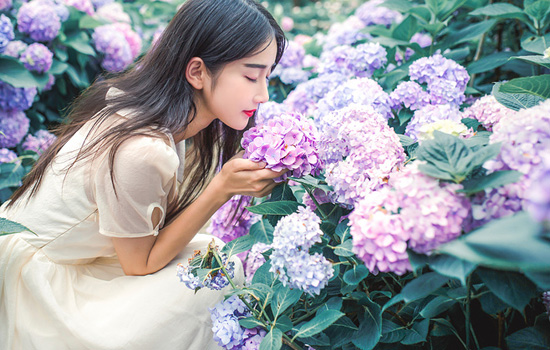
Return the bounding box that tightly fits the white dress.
[0,101,242,349]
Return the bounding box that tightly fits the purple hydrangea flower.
[177,249,235,291]
[427,78,466,106]
[0,148,18,163]
[0,109,30,148]
[0,0,12,11]
[543,292,550,321]
[241,112,321,182]
[279,40,305,68]
[3,40,28,58]
[210,295,266,350]
[95,2,131,23]
[270,206,333,295]
[43,74,56,91]
[389,81,431,111]
[321,105,405,206]
[17,0,62,42]
[525,156,550,223]
[0,14,14,53]
[112,22,142,59]
[207,195,259,243]
[405,104,462,141]
[92,24,133,72]
[176,262,202,290]
[0,81,37,111]
[467,182,525,230]
[350,162,470,274]
[270,41,310,85]
[402,33,433,61]
[65,0,95,15]
[255,101,290,125]
[484,99,550,176]
[315,77,393,123]
[302,188,331,212]
[283,73,347,117]
[355,0,403,27]
[244,242,270,284]
[461,95,516,131]
[20,43,53,73]
[409,54,470,91]
[90,0,114,9]
[21,129,56,155]
[321,15,370,51]
[51,0,70,22]
[318,42,387,78]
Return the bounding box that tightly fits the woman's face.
[200,39,278,130]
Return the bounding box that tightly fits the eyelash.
[246,76,270,83]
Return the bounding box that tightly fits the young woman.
[0,0,286,348]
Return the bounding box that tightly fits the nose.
[254,80,269,104]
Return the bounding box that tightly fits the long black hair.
[9,0,287,224]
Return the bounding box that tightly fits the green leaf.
[259,328,282,350]
[397,108,413,126]
[335,219,350,241]
[49,59,69,75]
[380,319,407,343]
[459,170,523,195]
[251,261,274,286]
[249,219,274,244]
[381,0,414,12]
[401,318,430,345]
[239,317,265,329]
[0,57,48,88]
[524,270,550,289]
[63,32,96,56]
[274,315,293,332]
[440,212,550,271]
[343,265,369,285]
[401,272,450,303]
[476,268,538,311]
[445,19,497,46]
[420,295,458,318]
[429,254,476,286]
[247,283,274,304]
[492,81,546,111]
[318,297,343,313]
[524,0,550,22]
[511,55,550,69]
[295,310,344,339]
[78,15,104,29]
[0,218,34,236]
[499,74,550,99]
[271,284,302,318]
[221,234,256,257]
[246,201,303,216]
[469,3,526,19]
[409,6,432,23]
[521,33,550,54]
[506,327,550,350]
[334,239,355,257]
[269,182,296,202]
[392,15,419,41]
[352,298,382,350]
[325,316,360,347]
[467,51,516,74]
[288,175,332,192]
[0,162,26,189]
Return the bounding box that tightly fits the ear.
[186,57,208,90]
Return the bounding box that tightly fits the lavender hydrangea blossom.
[255,101,290,125]
[525,156,550,223]
[461,95,516,131]
[92,24,133,72]
[0,14,14,53]
[283,73,347,117]
[269,207,333,295]
[314,77,392,121]
[270,41,310,85]
[409,54,470,90]
[65,0,95,15]
[320,15,370,51]
[0,82,37,112]
[355,0,403,27]
[210,295,266,350]
[469,182,526,230]
[177,249,235,291]
[389,81,430,111]
[244,242,270,284]
[543,291,550,321]
[320,106,405,207]
[405,104,462,141]
[22,129,57,155]
[0,0,12,11]
[0,148,18,163]
[17,0,62,42]
[207,195,259,243]
[241,112,321,182]
[20,43,53,73]
[3,40,28,58]
[350,162,470,274]
[0,109,30,148]
[317,42,387,78]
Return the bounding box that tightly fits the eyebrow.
[244,63,268,69]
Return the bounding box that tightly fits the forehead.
[237,40,278,69]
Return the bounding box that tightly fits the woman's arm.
[112,156,283,276]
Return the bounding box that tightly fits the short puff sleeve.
[94,135,179,238]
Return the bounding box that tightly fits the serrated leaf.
[0,57,49,88]
[499,75,550,99]
[249,219,274,244]
[476,268,538,312]
[521,33,550,54]
[492,81,546,111]
[274,315,293,332]
[459,170,523,195]
[259,328,282,350]
[246,201,303,216]
[392,15,419,41]
[63,32,96,56]
[247,283,273,304]
[511,55,550,69]
[380,319,407,343]
[469,3,525,18]
[445,19,497,46]
[295,310,344,339]
[335,219,350,241]
[0,218,34,236]
[221,234,256,257]
[524,270,550,289]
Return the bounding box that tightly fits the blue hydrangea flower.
[0,81,37,111]
[0,14,14,53]
[0,109,30,148]
[0,148,18,163]
[176,249,235,291]
[321,15,370,51]
[318,42,387,78]
[389,81,431,111]
[269,206,333,295]
[20,43,54,73]
[17,0,62,42]
[409,54,469,91]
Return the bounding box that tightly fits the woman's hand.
[211,151,286,201]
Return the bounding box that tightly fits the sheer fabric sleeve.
[94,135,179,238]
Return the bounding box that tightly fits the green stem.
[304,185,328,220]
[465,275,472,349]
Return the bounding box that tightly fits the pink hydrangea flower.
[461,95,516,131]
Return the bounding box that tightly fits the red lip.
[243,109,256,117]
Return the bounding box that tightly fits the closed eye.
[245,76,257,82]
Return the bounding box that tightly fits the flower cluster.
[0,81,37,112]
[92,24,134,72]
[177,245,235,291]
[468,182,526,230]
[399,32,433,62]
[17,0,63,42]
[320,105,405,206]
[207,195,259,243]
[389,81,430,111]
[317,42,387,78]
[0,0,11,11]
[20,43,53,73]
[3,40,27,58]
[210,295,266,350]
[0,109,30,148]
[355,0,403,27]
[350,163,471,275]
[244,242,270,284]
[95,2,131,23]
[525,156,550,223]
[461,95,516,131]
[65,0,95,15]
[255,101,290,125]
[241,112,321,182]
[320,15,369,51]
[21,129,57,155]
[405,104,462,141]
[283,73,347,117]
[270,40,310,85]
[314,77,392,121]
[0,14,14,53]
[270,207,333,295]
[0,148,18,163]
